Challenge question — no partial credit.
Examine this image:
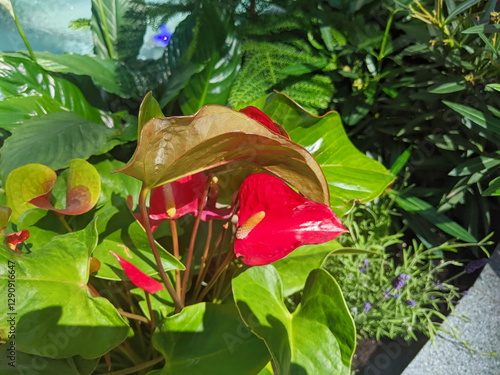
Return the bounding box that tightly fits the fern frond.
[282,75,335,114]
[229,41,321,109]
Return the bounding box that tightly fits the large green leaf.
[151,302,270,375]
[179,36,241,115]
[0,112,114,180]
[0,345,99,375]
[91,0,146,61]
[251,92,395,214]
[118,105,330,205]
[232,266,356,375]
[0,224,129,359]
[0,55,110,125]
[31,52,126,97]
[0,94,67,132]
[273,240,342,297]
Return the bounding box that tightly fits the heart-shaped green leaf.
[232,265,356,375]
[273,240,343,297]
[0,223,129,359]
[152,302,270,375]
[251,92,395,214]
[118,105,329,205]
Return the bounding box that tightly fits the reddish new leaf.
[6,229,30,246]
[110,251,165,294]
[234,173,347,266]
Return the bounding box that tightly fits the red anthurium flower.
[234,173,347,266]
[110,251,165,294]
[240,106,280,134]
[149,172,208,221]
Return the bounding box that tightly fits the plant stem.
[169,220,182,298]
[9,2,37,62]
[192,220,213,299]
[104,357,164,375]
[144,291,155,331]
[118,310,149,324]
[56,214,73,232]
[377,10,396,70]
[139,185,184,312]
[197,249,234,303]
[181,179,212,303]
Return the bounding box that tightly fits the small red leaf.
[110,251,165,294]
[6,229,30,246]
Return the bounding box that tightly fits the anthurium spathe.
[234,173,347,266]
[110,251,165,294]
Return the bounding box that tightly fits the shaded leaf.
[232,266,356,375]
[0,223,129,359]
[483,176,500,196]
[152,302,270,375]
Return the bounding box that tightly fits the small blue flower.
[359,266,367,273]
[383,288,392,299]
[363,302,371,312]
[153,24,172,47]
[406,299,416,307]
[392,273,410,290]
[363,259,370,266]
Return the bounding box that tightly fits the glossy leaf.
[448,152,500,176]
[0,55,110,125]
[152,302,270,375]
[443,100,500,136]
[0,224,129,359]
[29,159,101,216]
[0,94,67,132]
[0,112,114,180]
[30,51,126,97]
[462,24,500,34]
[251,92,395,214]
[179,36,241,115]
[232,266,356,375]
[273,240,343,296]
[118,105,330,205]
[5,163,56,223]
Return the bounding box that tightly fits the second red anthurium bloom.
[234,173,347,266]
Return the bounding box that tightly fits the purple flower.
[351,307,358,314]
[393,293,400,299]
[363,259,370,266]
[433,280,445,291]
[153,24,172,47]
[406,299,416,307]
[363,302,371,312]
[464,258,489,274]
[383,289,392,299]
[359,266,367,273]
[392,273,411,290]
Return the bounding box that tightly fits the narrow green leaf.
[393,193,477,242]
[462,24,500,34]
[389,147,412,175]
[0,112,114,180]
[483,176,500,196]
[448,152,500,176]
[486,83,500,92]
[445,0,482,22]
[428,79,466,94]
[233,266,356,375]
[138,92,165,137]
[443,100,500,136]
